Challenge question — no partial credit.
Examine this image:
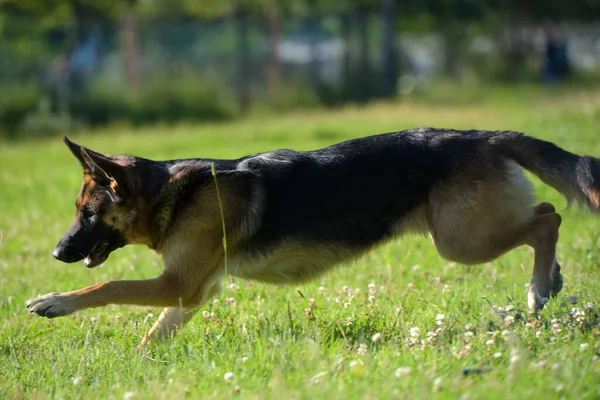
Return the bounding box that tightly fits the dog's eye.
[111,216,117,223]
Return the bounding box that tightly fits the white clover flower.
[357,343,368,355]
[485,339,495,347]
[368,283,377,294]
[394,366,412,378]
[572,308,586,323]
[227,282,239,291]
[409,327,421,338]
[318,286,326,294]
[493,352,502,358]
[504,315,515,326]
[463,331,475,342]
[465,323,475,331]
[436,314,446,326]
[223,372,235,382]
[371,332,382,342]
[124,392,135,400]
[580,343,590,351]
[225,297,237,307]
[72,376,84,386]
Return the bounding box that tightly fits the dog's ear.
[80,147,128,187]
[64,136,89,170]
[64,136,127,185]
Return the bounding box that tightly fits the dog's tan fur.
[27,130,598,347]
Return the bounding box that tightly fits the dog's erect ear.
[80,147,128,186]
[64,136,89,170]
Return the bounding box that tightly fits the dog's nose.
[52,247,61,260]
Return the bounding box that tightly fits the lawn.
[1,85,599,399]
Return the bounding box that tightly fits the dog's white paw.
[26,292,75,319]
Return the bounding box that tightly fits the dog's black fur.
[27,128,600,347]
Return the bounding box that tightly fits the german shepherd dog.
[27,129,600,347]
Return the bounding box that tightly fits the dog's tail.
[490,131,600,212]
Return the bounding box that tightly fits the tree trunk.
[236,1,250,113]
[381,0,398,98]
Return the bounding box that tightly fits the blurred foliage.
[1,0,599,138]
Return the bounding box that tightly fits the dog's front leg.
[137,282,222,348]
[26,273,196,319]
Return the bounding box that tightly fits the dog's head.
[53,137,139,268]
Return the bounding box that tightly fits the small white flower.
[510,354,521,365]
[535,331,543,338]
[225,297,237,307]
[227,282,239,291]
[371,332,382,342]
[124,392,135,400]
[394,367,412,378]
[409,327,421,338]
[493,352,502,358]
[223,372,235,383]
[463,331,475,342]
[212,298,220,306]
[72,376,84,385]
[580,343,590,351]
[368,283,377,294]
[241,356,249,363]
[318,286,326,294]
[572,307,586,323]
[433,377,443,392]
[504,316,515,326]
[485,340,494,347]
[464,323,475,331]
[436,314,446,325]
[202,311,213,319]
[357,343,368,355]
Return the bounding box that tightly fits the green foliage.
[1,86,599,399]
[0,82,42,138]
[68,73,237,127]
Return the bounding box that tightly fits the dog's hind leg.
[428,161,563,312]
[137,281,222,348]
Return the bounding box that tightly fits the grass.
[1,85,600,399]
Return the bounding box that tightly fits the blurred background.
[1,0,599,140]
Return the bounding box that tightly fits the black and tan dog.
[27,129,599,346]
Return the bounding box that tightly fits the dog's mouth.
[83,242,112,269]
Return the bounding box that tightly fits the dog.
[26,129,600,347]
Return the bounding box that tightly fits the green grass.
[1,87,600,399]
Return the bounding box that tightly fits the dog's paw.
[26,292,74,318]
[550,264,564,297]
[527,284,550,313]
